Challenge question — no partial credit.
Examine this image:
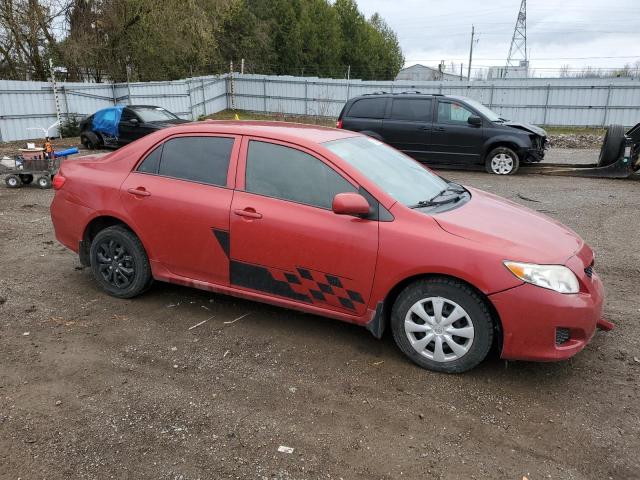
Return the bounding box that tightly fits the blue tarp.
[92,105,124,137]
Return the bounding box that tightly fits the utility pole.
[467,25,474,81]
[240,58,245,75]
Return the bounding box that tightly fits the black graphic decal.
[211,229,230,258]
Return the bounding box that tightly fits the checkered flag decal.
[271,267,365,311]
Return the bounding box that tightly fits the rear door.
[120,134,239,284]
[430,99,484,165]
[341,97,387,138]
[228,138,378,316]
[381,97,433,161]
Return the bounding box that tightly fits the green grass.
[203,109,336,127]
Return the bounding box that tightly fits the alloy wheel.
[404,296,475,362]
[96,239,135,289]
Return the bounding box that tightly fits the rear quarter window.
[347,98,386,119]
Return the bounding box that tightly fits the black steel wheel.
[90,226,152,298]
[5,174,22,188]
[19,174,33,185]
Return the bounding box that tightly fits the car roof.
[161,120,359,144]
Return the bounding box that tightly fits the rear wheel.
[485,146,519,175]
[36,176,51,189]
[89,226,153,298]
[5,174,22,188]
[598,124,625,167]
[391,278,494,373]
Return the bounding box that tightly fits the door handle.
[418,126,431,131]
[127,187,151,197]
[233,208,262,219]
[434,126,445,131]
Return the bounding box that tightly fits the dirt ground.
[0,150,639,480]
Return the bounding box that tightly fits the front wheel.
[89,226,153,298]
[391,278,494,373]
[485,147,519,175]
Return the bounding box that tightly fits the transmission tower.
[505,0,528,76]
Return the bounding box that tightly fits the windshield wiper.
[410,183,466,209]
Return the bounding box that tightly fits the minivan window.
[133,107,180,122]
[347,98,386,119]
[245,141,356,209]
[390,98,432,122]
[157,136,233,186]
[323,136,448,207]
[438,101,474,124]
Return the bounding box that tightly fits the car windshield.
[132,107,179,122]
[323,136,449,207]
[451,96,502,122]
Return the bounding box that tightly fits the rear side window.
[245,141,356,209]
[437,101,474,124]
[390,98,432,122]
[155,136,233,186]
[347,98,386,119]
[137,145,162,173]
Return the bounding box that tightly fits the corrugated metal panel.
[3,74,640,142]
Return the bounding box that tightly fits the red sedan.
[50,121,607,373]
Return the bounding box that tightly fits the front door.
[381,97,433,162]
[120,134,239,284]
[226,138,378,316]
[430,99,484,165]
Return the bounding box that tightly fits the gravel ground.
[0,150,639,480]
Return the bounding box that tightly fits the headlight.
[504,261,579,294]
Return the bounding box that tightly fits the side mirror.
[129,118,139,126]
[467,115,482,127]
[332,192,370,217]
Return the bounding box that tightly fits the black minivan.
[337,92,547,175]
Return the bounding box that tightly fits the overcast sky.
[357,0,640,76]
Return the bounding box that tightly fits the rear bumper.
[50,191,94,253]
[490,274,605,362]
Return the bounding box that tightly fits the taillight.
[52,174,66,190]
[336,119,343,129]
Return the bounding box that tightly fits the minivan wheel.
[89,226,153,298]
[485,147,519,175]
[391,278,494,373]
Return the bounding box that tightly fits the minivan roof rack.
[363,91,387,95]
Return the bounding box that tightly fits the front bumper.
[489,271,605,362]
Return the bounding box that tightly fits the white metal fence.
[1,73,639,142]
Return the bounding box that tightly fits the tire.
[485,146,520,175]
[598,124,625,167]
[391,278,494,373]
[5,174,22,188]
[36,176,51,189]
[19,174,33,185]
[81,131,101,150]
[89,225,153,299]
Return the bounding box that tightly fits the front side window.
[121,109,139,123]
[145,136,234,186]
[245,141,356,209]
[347,98,386,119]
[437,101,474,124]
[323,136,448,207]
[390,98,432,122]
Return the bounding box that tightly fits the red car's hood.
[433,187,583,264]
